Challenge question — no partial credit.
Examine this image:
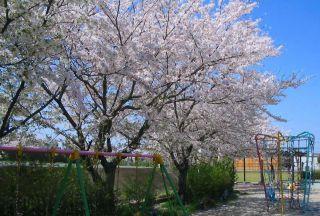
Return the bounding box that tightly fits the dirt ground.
[192,183,320,216]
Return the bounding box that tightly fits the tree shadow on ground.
[193,192,272,216]
[193,187,320,216]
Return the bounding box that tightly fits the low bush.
[119,176,155,215]
[0,156,237,215]
[0,164,82,215]
[187,159,236,207]
[313,169,320,180]
[0,161,112,216]
[0,159,160,216]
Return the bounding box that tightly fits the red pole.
[243,157,246,182]
[255,135,269,210]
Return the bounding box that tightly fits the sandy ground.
[192,183,320,216]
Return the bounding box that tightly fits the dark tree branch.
[2,94,57,138]
[102,75,107,114]
[111,81,137,117]
[110,81,122,111]
[1,0,13,34]
[97,118,112,151]
[42,83,86,149]
[121,119,150,153]
[0,80,25,137]
[179,100,197,131]
[1,1,41,34]
[42,83,78,129]
[43,0,55,25]
[73,70,103,102]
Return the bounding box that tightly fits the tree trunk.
[84,157,102,182]
[169,148,192,204]
[100,158,117,215]
[178,166,189,203]
[105,168,116,215]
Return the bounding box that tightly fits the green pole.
[75,159,90,216]
[52,159,73,216]
[161,165,189,216]
[160,166,174,216]
[303,139,310,209]
[141,165,157,214]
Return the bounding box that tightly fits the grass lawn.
[236,171,292,183]
[236,171,261,183]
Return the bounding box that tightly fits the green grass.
[236,171,260,182]
[236,171,291,183]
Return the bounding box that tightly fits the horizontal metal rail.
[0,145,154,159]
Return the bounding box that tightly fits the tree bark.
[169,145,193,204]
[177,166,189,203]
[84,157,102,182]
[100,158,117,215]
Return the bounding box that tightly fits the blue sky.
[250,1,320,151]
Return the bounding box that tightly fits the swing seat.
[266,187,276,202]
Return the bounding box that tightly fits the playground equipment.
[255,132,315,214]
[0,145,189,216]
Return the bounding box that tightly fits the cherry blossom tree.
[39,0,301,208]
[1,0,302,211]
[0,1,88,140]
[148,70,299,201]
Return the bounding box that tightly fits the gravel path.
[192,183,320,216]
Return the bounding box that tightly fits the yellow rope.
[50,147,56,159]
[94,151,99,159]
[17,144,23,159]
[50,147,56,171]
[93,151,100,170]
[15,144,23,216]
[135,154,141,192]
[115,153,124,191]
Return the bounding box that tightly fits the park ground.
[235,171,292,183]
[192,183,320,216]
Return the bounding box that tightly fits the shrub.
[0,163,83,215]
[187,159,236,206]
[313,169,320,180]
[0,157,161,216]
[0,160,111,216]
[118,175,156,215]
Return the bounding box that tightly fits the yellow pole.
[277,132,285,215]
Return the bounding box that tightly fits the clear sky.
[250,1,320,152]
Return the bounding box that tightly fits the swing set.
[0,145,189,216]
[255,132,315,214]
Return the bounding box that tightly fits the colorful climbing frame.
[255,132,315,213]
